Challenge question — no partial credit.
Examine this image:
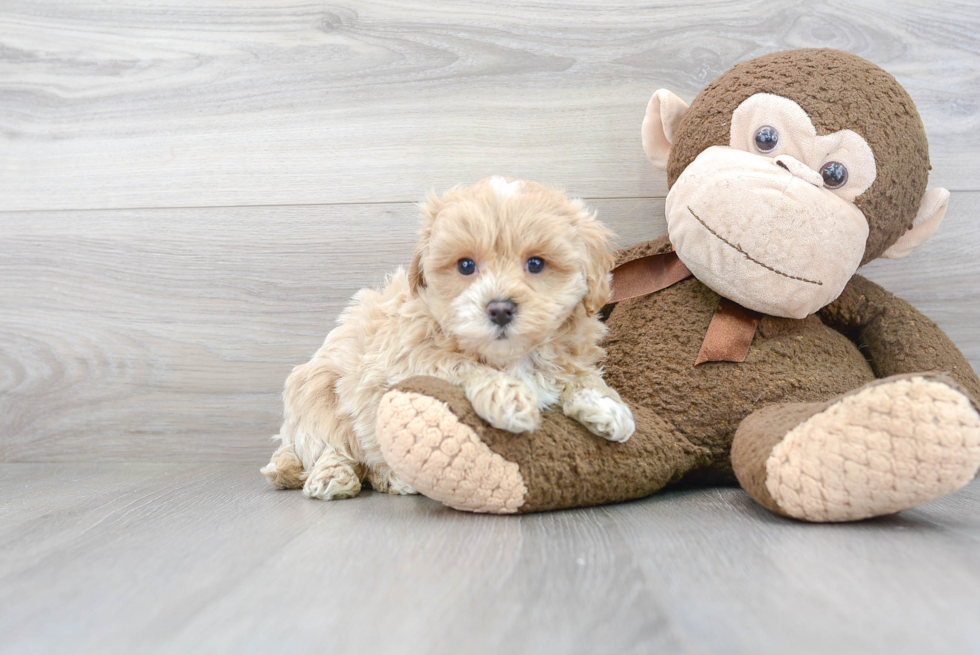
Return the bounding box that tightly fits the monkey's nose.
[487,299,517,327]
[774,155,823,187]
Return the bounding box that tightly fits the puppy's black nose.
[487,299,517,327]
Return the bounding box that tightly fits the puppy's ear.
[408,250,426,293]
[575,207,615,316]
[409,191,442,295]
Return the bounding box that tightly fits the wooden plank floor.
[2,464,979,655]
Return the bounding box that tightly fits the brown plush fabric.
[601,269,876,468]
[730,400,830,517]
[614,235,675,267]
[601,247,980,499]
[666,49,930,264]
[820,275,980,401]
[392,376,709,512]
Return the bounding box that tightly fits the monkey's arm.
[819,274,980,400]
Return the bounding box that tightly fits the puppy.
[261,177,635,500]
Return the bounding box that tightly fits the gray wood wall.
[2,0,978,463]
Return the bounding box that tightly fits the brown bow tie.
[609,251,761,365]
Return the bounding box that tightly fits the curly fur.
[260,177,634,499]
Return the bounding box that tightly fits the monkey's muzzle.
[665,146,869,319]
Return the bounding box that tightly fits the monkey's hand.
[821,275,980,403]
[464,372,541,434]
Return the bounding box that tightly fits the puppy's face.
[410,177,614,364]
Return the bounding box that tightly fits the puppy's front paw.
[466,374,541,433]
[564,389,635,443]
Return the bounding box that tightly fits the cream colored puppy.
[261,177,635,500]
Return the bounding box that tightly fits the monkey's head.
[643,49,949,319]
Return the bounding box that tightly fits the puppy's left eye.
[457,258,477,276]
[525,257,545,274]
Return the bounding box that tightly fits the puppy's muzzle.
[487,299,517,327]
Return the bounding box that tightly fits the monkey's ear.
[642,89,690,171]
[881,188,950,260]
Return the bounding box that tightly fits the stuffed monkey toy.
[373,49,980,520]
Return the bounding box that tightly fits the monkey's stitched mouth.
[687,206,823,286]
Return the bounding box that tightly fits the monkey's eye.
[754,126,779,153]
[457,258,477,276]
[525,257,545,274]
[820,161,848,189]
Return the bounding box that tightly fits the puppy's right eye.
[525,257,545,274]
[457,258,476,276]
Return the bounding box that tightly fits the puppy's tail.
[260,442,306,489]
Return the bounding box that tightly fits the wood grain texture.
[1,463,978,655]
[0,198,663,462]
[2,0,980,212]
[3,195,978,462]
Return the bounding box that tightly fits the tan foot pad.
[376,389,528,513]
[766,376,980,522]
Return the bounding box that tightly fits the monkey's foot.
[376,382,528,514]
[735,375,980,522]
